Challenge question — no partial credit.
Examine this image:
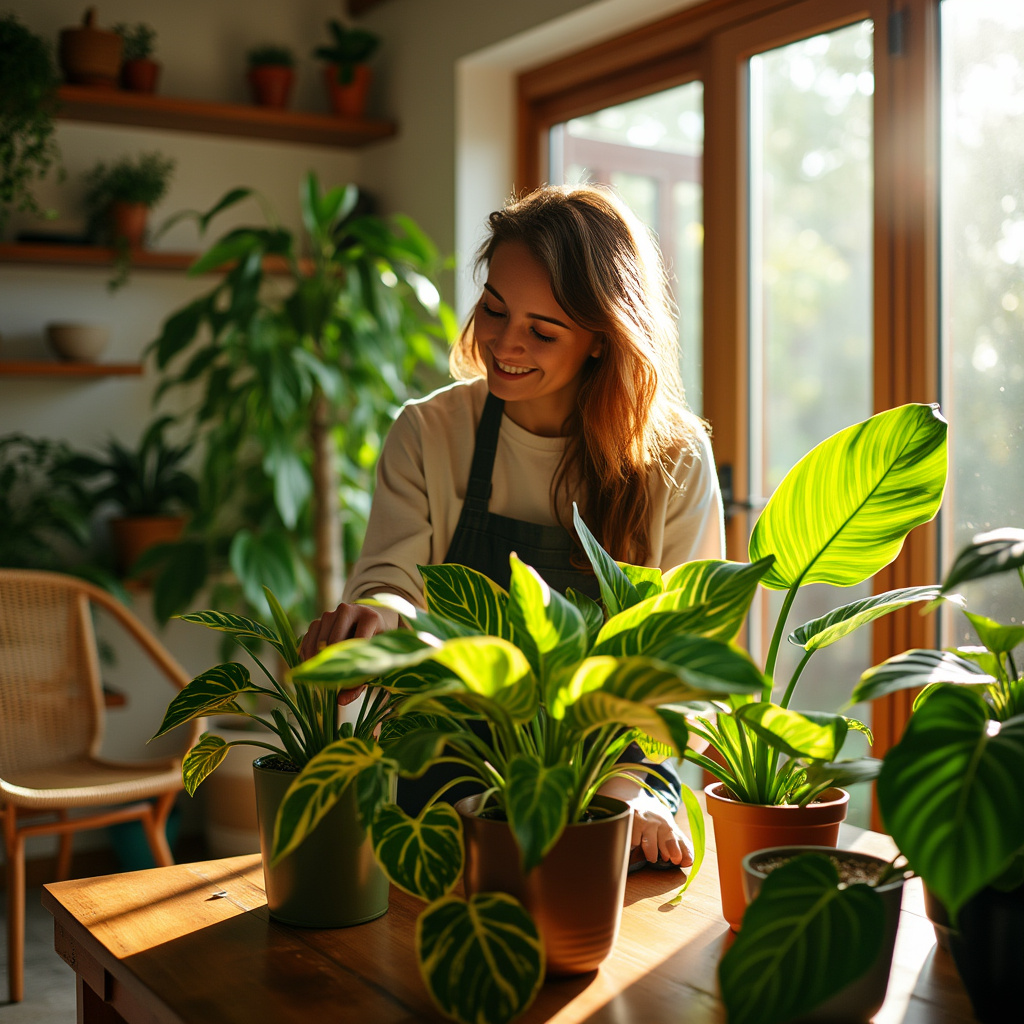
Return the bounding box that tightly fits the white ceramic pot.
[46,322,109,362]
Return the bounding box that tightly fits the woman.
[301,183,725,868]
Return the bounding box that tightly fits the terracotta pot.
[121,58,161,94]
[743,846,906,1022]
[705,782,849,930]
[109,201,148,248]
[253,756,389,928]
[59,8,122,87]
[323,63,372,118]
[109,515,184,577]
[247,66,295,109]
[455,793,631,976]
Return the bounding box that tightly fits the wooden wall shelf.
[57,85,397,148]
[0,362,143,378]
[0,242,194,271]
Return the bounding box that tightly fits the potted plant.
[246,45,296,109]
[82,150,175,251]
[313,19,379,118]
[668,402,949,929]
[0,13,62,236]
[68,416,198,578]
[142,173,452,626]
[114,22,160,94]
[283,512,769,1023]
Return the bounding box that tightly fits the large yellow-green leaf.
[420,563,515,639]
[507,556,588,691]
[626,634,768,695]
[853,649,996,705]
[290,630,436,690]
[153,663,259,738]
[719,854,885,1024]
[181,732,238,796]
[878,686,1024,921]
[749,403,947,591]
[175,609,287,660]
[737,703,848,761]
[789,585,949,653]
[417,893,543,1024]
[572,504,639,615]
[371,802,463,902]
[370,591,478,641]
[940,527,1024,593]
[430,636,539,722]
[271,737,383,864]
[505,755,573,873]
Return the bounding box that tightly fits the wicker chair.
[0,569,198,1003]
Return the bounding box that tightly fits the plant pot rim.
[454,792,631,826]
[705,781,849,814]
[742,844,909,894]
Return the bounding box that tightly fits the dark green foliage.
[247,45,296,68]
[113,23,156,61]
[0,13,61,232]
[83,151,175,223]
[313,20,380,84]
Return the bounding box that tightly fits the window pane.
[549,82,704,412]
[748,22,874,826]
[941,0,1024,639]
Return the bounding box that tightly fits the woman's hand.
[298,603,388,706]
[630,791,693,867]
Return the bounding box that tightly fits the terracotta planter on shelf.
[323,64,371,118]
[455,793,631,976]
[247,66,295,109]
[110,515,184,577]
[742,846,906,1023]
[253,755,389,928]
[59,8,122,87]
[109,201,148,248]
[121,57,161,93]
[705,782,849,930]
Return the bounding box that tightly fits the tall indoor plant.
[144,173,453,626]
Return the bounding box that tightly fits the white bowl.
[46,322,110,362]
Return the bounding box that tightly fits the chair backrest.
[0,571,105,775]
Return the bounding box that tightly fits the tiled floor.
[0,887,77,1022]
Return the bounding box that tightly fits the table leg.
[78,975,129,1024]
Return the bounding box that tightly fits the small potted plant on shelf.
[0,13,62,236]
[69,416,198,578]
[83,150,175,249]
[114,22,160,94]
[313,19,379,118]
[246,45,296,109]
[285,511,768,1024]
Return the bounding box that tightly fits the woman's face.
[474,241,602,437]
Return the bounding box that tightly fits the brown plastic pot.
[456,793,631,976]
[248,66,295,109]
[705,782,849,930]
[59,8,122,87]
[743,846,906,1022]
[254,756,389,928]
[121,58,161,94]
[323,64,371,118]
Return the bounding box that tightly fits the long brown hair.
[450,184,700,564]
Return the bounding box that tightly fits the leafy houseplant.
[114,22,160,93]
[246,45,296,109]
[83,150,175,248]
[69,416,199,577]
[144,173,452,626]
[313,20,380,118]
[0,13,62,235]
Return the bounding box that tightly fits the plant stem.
[764,584,800,682]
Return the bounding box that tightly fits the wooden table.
[42,822,975,1024]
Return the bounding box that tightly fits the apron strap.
[464,392,504,511]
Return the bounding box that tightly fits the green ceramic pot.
[253,755,389,928]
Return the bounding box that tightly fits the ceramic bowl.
[46,323,110,362]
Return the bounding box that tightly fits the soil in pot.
[706,782,849,931]
[456,793,631,976]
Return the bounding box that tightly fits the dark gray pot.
[253,755,389,928]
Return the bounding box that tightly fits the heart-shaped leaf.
[419,562,515,639]
[371,801,463,901]
[181,732,239,796]
[505,755,574,873]
[153,663,259,738]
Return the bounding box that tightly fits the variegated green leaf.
[381,720,459,778]
[789,585,949,653]
[417,893,543,1024]
[371,802,463,901]
[567,692,680,752]
[290,630,435,690]
[801,756,882,792]
[565,587,604,645]
[508,555,588,691]
[573,504,639,615]
[964,611,1024,658]
[181,732,245,796]
[262,585,301,668]
[737,703,848,761]
[852,648,996,705]
[505,755,573,873]
[153,663,260,738]
[420,562,514,639]
[175,609,286,659]
[941,527,1024,593]
[749,403,947,591]
[271,737,383,864]
[619,562,664,599]
[719,854,885,1024]
[878,686,1024,921]
[370,592,478,641]
[430,636,538,722]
